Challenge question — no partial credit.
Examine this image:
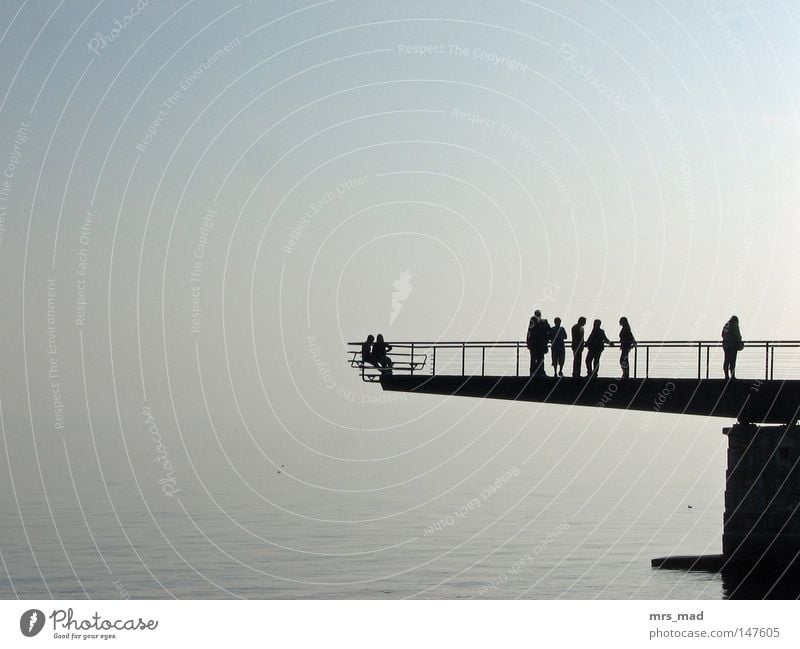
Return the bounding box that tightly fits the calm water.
[0,413,793,600]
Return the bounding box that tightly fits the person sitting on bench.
[373,334,393,373]
[361,335,378,369]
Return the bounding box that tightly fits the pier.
[349,338,800,573]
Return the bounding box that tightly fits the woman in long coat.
[722,316,743,380]
[618,317,636,379]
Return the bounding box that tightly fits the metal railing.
[347,340,800,381]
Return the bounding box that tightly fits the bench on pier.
[347,351,427,382]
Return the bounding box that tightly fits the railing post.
[431,346,436,376]
[765,342,769,381]
[462,343,466,376]
[697,342,702,379]
[771,346,775,381]
[515,343,520,377]
[481,346,485,376]
[410,343,415,376]
[705,346,710,379]
[646,346,650,378]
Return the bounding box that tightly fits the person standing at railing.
[526,315,538,376]
[618,317,637,379]
[722,315,743,380]
[571,316,587,378]
[527,309,550,376]
[549,317,567,377]
[585,319,613,377]
[373,334,393,374]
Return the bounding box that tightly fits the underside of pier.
[380,375,800,425]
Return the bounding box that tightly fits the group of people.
[360,334,393,373]
[358,314,745,381]
[526,312,746,380]
[526,310,636,379]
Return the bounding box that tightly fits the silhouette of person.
[526,316,537,376]
[585,319,613,377]
[372,334,393,373]
[549,317,567,377]
[618,317,637,379]
[526,309,550,376]
[571,316,587,378]
[722,315,743,380]
[360,334,378,368]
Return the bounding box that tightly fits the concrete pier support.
[723,423,800,567]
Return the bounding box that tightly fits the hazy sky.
[0,0,798,597]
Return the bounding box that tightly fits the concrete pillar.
[723,423,800,566]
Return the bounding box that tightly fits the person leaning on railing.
[585,319,613,377]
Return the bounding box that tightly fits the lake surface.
[0,410,794,600]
